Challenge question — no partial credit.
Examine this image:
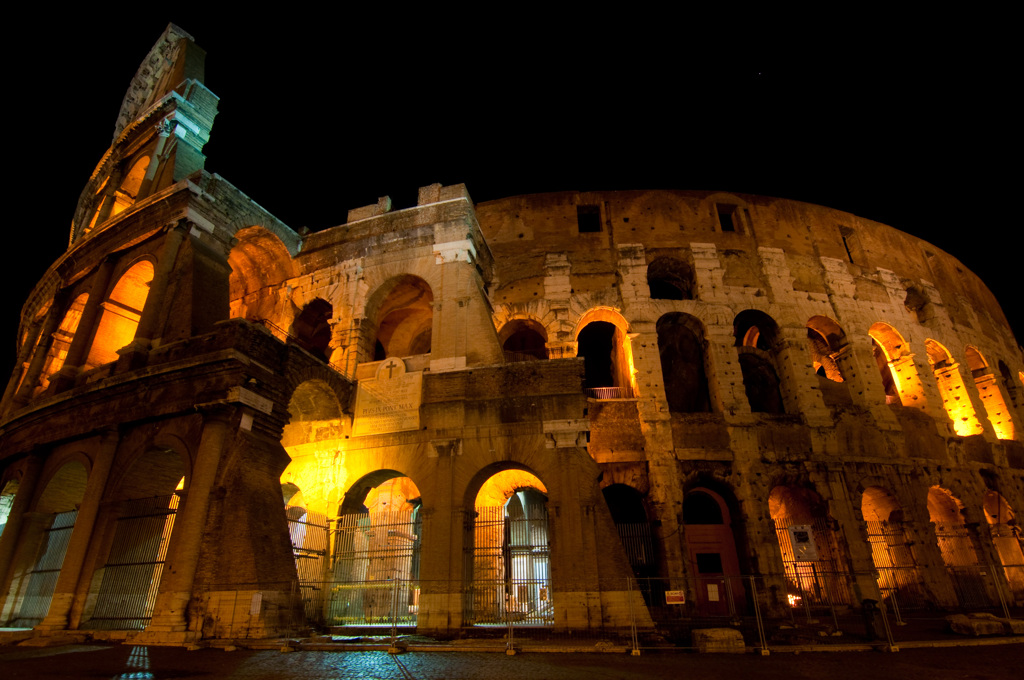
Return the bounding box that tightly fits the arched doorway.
[769,485,852,608]
[983,491,1024,603]
[656,313,711,413]
[81,447,185,630]
[861,486,928,609]
[466,468,552,626]
[3,461,87,627]
[683,487,746,616]
[927,486,991,608]
[330,472,422,627]
[602,484,659,606]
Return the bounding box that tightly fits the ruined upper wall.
[475,190,1014,346]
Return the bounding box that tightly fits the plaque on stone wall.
[787,524,820,562]
[352,358,422,436]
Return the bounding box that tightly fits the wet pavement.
[1,642,1022,680]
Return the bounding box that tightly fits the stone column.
[815,467,882,604]
[50,259,117,392]
[833,336,901,429]
[35,430,119,632]
[417,437,462,633]
[142,406,237,639]
[0,454,44,616]
[775,327,832,427]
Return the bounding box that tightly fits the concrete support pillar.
[35,430,119,632]
[50,259,117,392]
[0,454,45,616]
[143,406,237,638]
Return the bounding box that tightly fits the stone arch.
[35,293,89,395]
[3,459,88,626]
[768,484,852,606]
[85,259,155,370]
[466,464,551,626]
[110,155,150,217]
[364,275,433,361]
[734,310,785,414]
[498,318,548,362]
[602,483,660,604]
[924,339,984,436]
[869,322,925,408]
[340,470,422,515]
[227,226,296,327]
[290,298,333,362]
[682,484,747,614]
[806,315,846,382]
[964,346,1015,440]
[861,486,928,608]
[656,312,710,412]
[927,485,990,607]
[647,256,694,300]
[575,308,636,399]
[982,491,1024,602]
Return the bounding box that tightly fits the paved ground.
[1,642,1021,680]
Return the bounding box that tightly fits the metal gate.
[990,522,1024,602]
[934,523,992,608]
[6,510,77,627]
[83,494,179,630]
[466,500,552,626]
[327,506,420,626]
[866,520,928,608]
[773,517,852,606]
[287,509,329,624]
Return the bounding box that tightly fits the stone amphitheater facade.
[0,26,1022,644]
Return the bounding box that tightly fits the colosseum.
[0,25,1022,646]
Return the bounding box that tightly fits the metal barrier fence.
[189,568,1023,650]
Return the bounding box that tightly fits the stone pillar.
[815,467,882,604]
[833,336,901,429]
[50,259,117,392]
[0,454,44,616]
[705,323,750,417]
[775,327,832,427]
[417,437,463,633]
[136,119,173,199]
[142,406,237,639]
[119,222,188,369]
[36,430,119,632]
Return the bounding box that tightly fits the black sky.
[2,10,1018,376]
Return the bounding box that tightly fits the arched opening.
[657,313,711,413]
[734,310,784,414]
[602,484,658,605]
[227,226,295,328]
[577,311,635,399]
[683,487,746,615]
[806,316,845,382]
[997,360,1021,410]
[34,294,88,395]
[111,156,150,217]
[869,322,923,407]
[769,485,852,607]
[282,483,330,623]
[85,261,154,369]
[647,256,694,300]
[861,487,927,609]
[467,468,552,626]
[983,491,1024,603]
[927,486,991,608]
[291,298,333,362]
[964,347,1015,440]
[499,319,548,362]
[371,276,433,360]
[330,472,422,627]
[925,340,984,436]
[0,479,19,539]
[3,461,87,627]
[81,448,185,630]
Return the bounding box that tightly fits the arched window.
[656,313,710,412]
[111,156,151,217]
[927,486,991,608]
[86,261,154,369]
[964,346,1014,440]
[647,256,694,300]
[924,340,983,436]
[806,316,845,382]
[499,319,548,362]
[734,310,784,414]
[868,322,925,408]
[370,276,433,360]
[291,298,333,362]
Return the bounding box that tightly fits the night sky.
[2,11,1018,377]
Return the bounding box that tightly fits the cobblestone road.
[1,643,1020,679]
